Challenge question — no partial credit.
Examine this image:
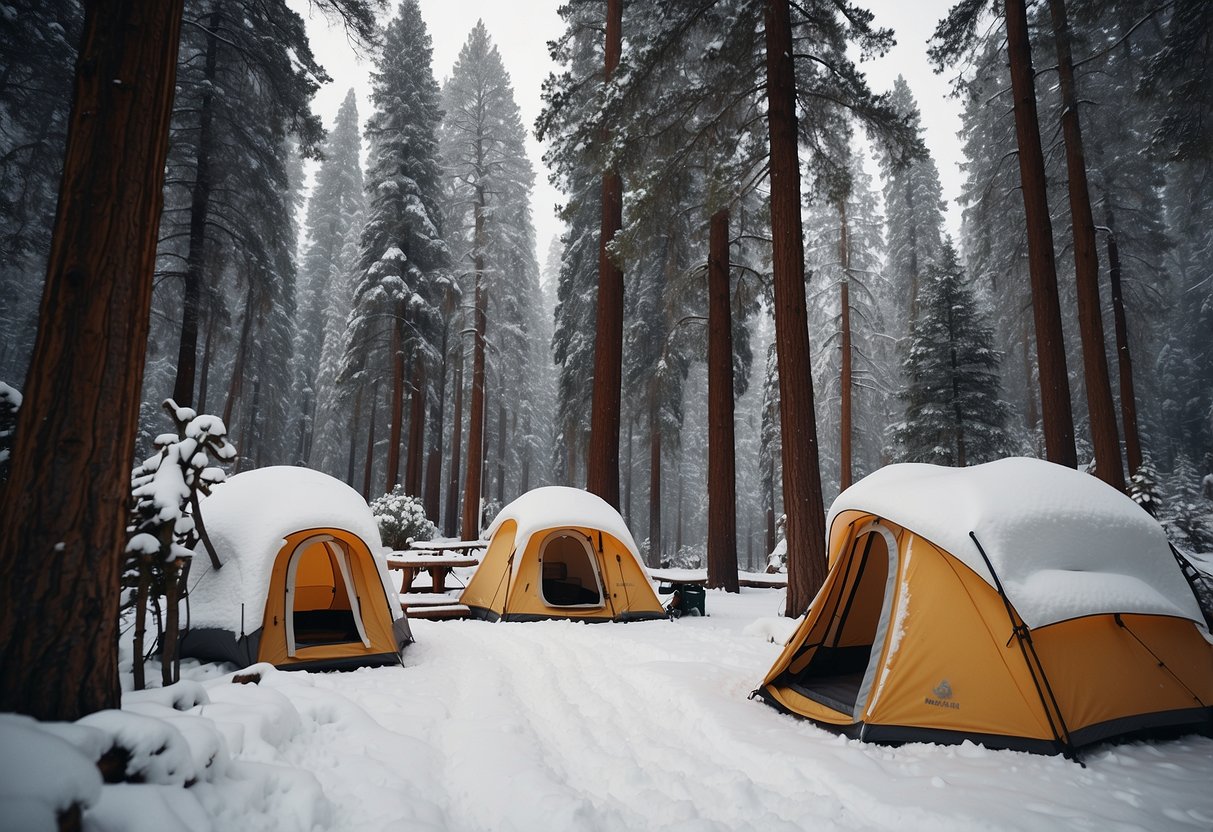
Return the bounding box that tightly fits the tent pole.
[968,531,1080,763]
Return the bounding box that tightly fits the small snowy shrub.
[0,380,20,482]
[371,486,436,549]
[1161,454,1213,553]
[480,498,502,529]
[1128,457,1163,517]
[126,399,236,689]
[668,543,705,570]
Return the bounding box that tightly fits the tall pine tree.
[344,0,450,496]
[894,239,1011,466]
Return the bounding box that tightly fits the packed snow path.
[240,590,1213,832]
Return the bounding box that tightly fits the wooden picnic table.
[405,538,490,553]
[386,551,480,594]
[648,568,788,590]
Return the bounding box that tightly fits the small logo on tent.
[925,680,959,710]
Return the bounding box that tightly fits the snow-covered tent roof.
[827,458,1205,629]
[189,466,400,630]
[487,486,642,560]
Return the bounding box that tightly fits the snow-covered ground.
[6,587,1212,831]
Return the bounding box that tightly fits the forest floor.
[130,586,1213,832]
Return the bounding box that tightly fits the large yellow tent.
[460,486,665,622]
[180,466,412,671]
[757,458,1212,755]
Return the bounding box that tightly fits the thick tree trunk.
[385,308,405,492]
[197,309,215,413]
[1004,0,1078,468]
[1048,0,1124,490]
[406,359,426,496]
[586,0,624,509]
[347,383,363,487]
[520,412,532,493]
[706,209,739,592]
[623,420,633,526]
[1023,313,1038,435]
[363,378,379,500]
[948,296,967,466]
[1104,222,1142,476]
[445,349,464,538]
[171,9,221,408]
[495,399,507,503]
[0,0,184,720]
[462,193,488,537]
[424,316,449,521]
[765,456,776,558]
[245,375,262,470]
[222,281,256,430]
[838,203,853,492]
[648,386,662,567]
[675,470,684,553]
[764,0,829,616]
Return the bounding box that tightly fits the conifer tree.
[344,0,449,495]
[292,90,365,466]
[160,0,326,410]
[880,77,946,334]
[805,150,890,498]
[893,240,1011,466]
[1161,454,1213,553]
[440,20,539,533]
[541,1,603,489]
[0,0,81,380]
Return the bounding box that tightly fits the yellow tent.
[181,466,412,671]
[460,486,665,622]
[757,458,1213,755]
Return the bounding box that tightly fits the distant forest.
[1,0,1210,578]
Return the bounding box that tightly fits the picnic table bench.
[398,590,472,620]
[386,550,480,594]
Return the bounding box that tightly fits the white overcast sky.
[292,0,966,260]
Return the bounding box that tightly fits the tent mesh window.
[539,532,604,607]
[293,540,361,646]
[788,530,890,713]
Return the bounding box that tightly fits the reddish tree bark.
[648,385,662,567]
[171,8,222,407]
[222,280,256,430]
[362,378,379,500]
[706,209,739,593]
[764,0,829,616]
[445,348,464,538]
[462,192,488,537]
[1048,0,1125,490]
[838,203,853,492]
[586,0,624,509]
[1103,222,1142,476]
[0,0,185,720]
[1004,0,1078,468]
[346,382,363,487]
[494,400,507,503]
[405,359,426,496]
[385,307,406,493]
[424,310,451,521]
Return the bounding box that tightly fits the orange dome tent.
[460,486,665,622]
[180,466,412,671]
[756,458,1213,755]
